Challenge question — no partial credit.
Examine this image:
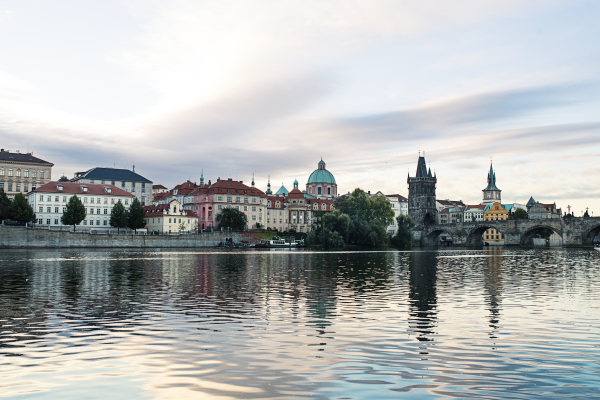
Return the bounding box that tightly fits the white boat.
[255,237,304,249]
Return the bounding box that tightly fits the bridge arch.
[425,229,454,246]
[520,225,562,246]
[466,225,507,246]
[583,224,600,246]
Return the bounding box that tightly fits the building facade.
[0,149,53,199]
[29,181,134,231]
[72,167,152,205]
[407,153,437,229]
[483,202,509,245]
[464,205,485,222]
[384,193,408,236]
[144,200,198,233]
[188,178,267,230]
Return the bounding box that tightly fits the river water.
[0,248,598,399]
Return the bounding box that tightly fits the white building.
[464,205,485,222]
[29,181,135,232]
[144,200,198,234]
[384,193,409,235]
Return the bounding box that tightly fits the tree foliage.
[12,193,35,223]
[0,188,13,222]
[127,198,146,232]
[391,214,415,248]
[61,195,86,231]
[311,188,395,248]
[514,208,527,219]
[110,201,129,233]
[215,207,248,231]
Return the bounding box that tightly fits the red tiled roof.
[152,184,167,190]
[32,181,134,197]
[206,178,266,197]
[437,199,466,206]
[466,205,486,210]
[386,194,408,202]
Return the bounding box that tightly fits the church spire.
[251,173,255,188]
[200,166,204,186]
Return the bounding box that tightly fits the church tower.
[408,152,437,229]
[265,175,273,195]
[482,162,501,205]
[200,167,204,186]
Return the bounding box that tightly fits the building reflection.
[483,246,504,340]
[408,251,438,344]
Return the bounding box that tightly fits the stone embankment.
[0,226,253,248]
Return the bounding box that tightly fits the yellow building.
[483,202,508,245]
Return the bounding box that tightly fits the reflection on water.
[1,248,600,399]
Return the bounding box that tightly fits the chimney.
[0,149,3,152]
[217,177,220,182]
[228,178,232,181]
[133,164,135,172]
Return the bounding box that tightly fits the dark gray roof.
[0,151,53,165]
[75,167,152,183]
[415,156,428,178]
[482,162,501,192]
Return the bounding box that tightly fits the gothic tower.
[482,162,501,205]
[200,167,204,186]
[408,153,437,228]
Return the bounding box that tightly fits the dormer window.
[81,186,88,192]
[174,189,179,195]
[104,187,112,193]
[57,185,63,191]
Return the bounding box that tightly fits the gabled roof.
[0,150,53,165]
[275,185,289,195]
[527,196,536,208]
[32,181,134,196]
[153,184,167,190]
[386,194,408,202]
[74,167,152,183]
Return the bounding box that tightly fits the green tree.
[110,201,129,233]
[127,198,146,232]
[11,193,34,224]
[0,188,12,222]
[514,208,527,219]
[391,214,415,249]
[215,207,248,231]
[61,195,86,231]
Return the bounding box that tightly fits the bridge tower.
[408,153,437,229]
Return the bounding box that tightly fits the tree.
[110,201,129,233]
[178,220,188,232]
[514,208,527,219]
[61,195,86,231]
[12,193,34,224]
[128,198,146,233]
[215,207,248,231]
[391,214,415,249]
[0,188,12,222]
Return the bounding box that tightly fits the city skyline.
[1,1,599,214]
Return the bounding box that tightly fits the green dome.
[307,159,336,184]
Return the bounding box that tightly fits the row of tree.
[61,195,146,232]
[307,188,414,249]
[0,188,146,232]
[0,189,35,223]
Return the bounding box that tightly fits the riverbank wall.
[0,227,253,249]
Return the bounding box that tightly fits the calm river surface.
[0,248,599,399]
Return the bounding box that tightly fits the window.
[8,169,13,177]
[83,197,88,204]
[252,206,257,212]
[141,183,145,193]
[96,208,100,214]
[244,198,248,203]
[38,219,42,224]
[252,215,256,221]
[218,196,223,201]
[54,207,59,213]
[62,207,66,212]
[252,198,257,203]
[32,170,36,178]
[111,198,115,204]
[101,180,105,184]
[328,187,331,195]
[121,182,126,188]
[104,220,108,225]
[46,219,51,225]
[47,207,51,213]
[0,168,3,176]
[62,196,66,202]
[236,206,240,210]
[40,171,44,179]
[236,197,240,202]
[105,188,112,194]
[179,219,181,223]
[97,198,100,204]
[111,181,115,186]
[317,187,321,195]
[47,195,51,201]
[104,198,108,204]
[141,196,145,204]
[38,206,43,213]
[54,219,58,225]
[244,206,248,211]
[24,170,29,177]
[90,220,94,226]
[227,196,232,202]
[55,196,59,202]
[16,184,21,192]
[218,205,223,210]
[104,209,108,214]
[16,169,21,177]
[90,180,95,184]
[169,218,172,223]
[125,199,129,205]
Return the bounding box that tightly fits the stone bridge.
[414,217,600,247]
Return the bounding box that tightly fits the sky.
[1,0,599,215]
